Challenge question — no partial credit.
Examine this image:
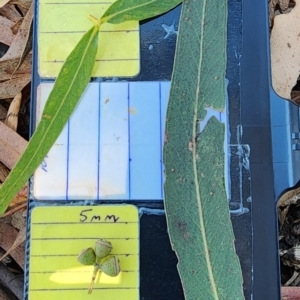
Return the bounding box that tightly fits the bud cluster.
[77,239,121,294]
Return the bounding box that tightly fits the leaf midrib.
[192,1,219,299]
[1,25,98,202]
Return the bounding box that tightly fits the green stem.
[88,264,100,294]
[89,14,101,27]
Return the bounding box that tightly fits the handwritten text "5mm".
[79,209,120,223]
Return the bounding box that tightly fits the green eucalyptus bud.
[77,247,96,266]
[95,239,112,259]
[100,256,121,277]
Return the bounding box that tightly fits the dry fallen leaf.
[0,103,7,121]
[10,17,23,34]
[281,245,300,269]
[269,0,291,26]
[2,202,27,218]
[12,34,32,77]
[0,15,14,46]
[0,226,25,265]
[8,183,27,208]
[11,210,25,230]
[0,121,27,169]
[0,0,47,295]
[0,223,24,268]
[0,3,22,22]
[0,74,30,99]
[0,53,31,81]
[0,1,32,61]
[271,0,300,101]
[277,185,300,225]
[5,92,22,131]
[279,0,290,10]
[11,0,32,10]
[0,0,10,8]
[14,4,27,17]
[0,162,9,183]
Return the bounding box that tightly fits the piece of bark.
[0,263,23,300]
[0,289,13,300]
[0,283,19,300]
[0,121,27,170]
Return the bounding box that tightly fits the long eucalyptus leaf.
[163,0,244,299]
[101,0,182,24]
[0,25,99,215]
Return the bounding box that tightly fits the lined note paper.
[28,205,139,300]
[33,81,172,200]
[38,0,140,78]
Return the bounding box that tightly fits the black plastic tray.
[25,0,288,299]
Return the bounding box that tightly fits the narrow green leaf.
[0,25,99,215]
[101,0,182,24]
[164,0,244,299]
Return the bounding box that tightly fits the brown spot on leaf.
[175,220,190,240]
[42,114,51,119]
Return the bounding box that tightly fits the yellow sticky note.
[29,205,139,300]
[38,0,140,78]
